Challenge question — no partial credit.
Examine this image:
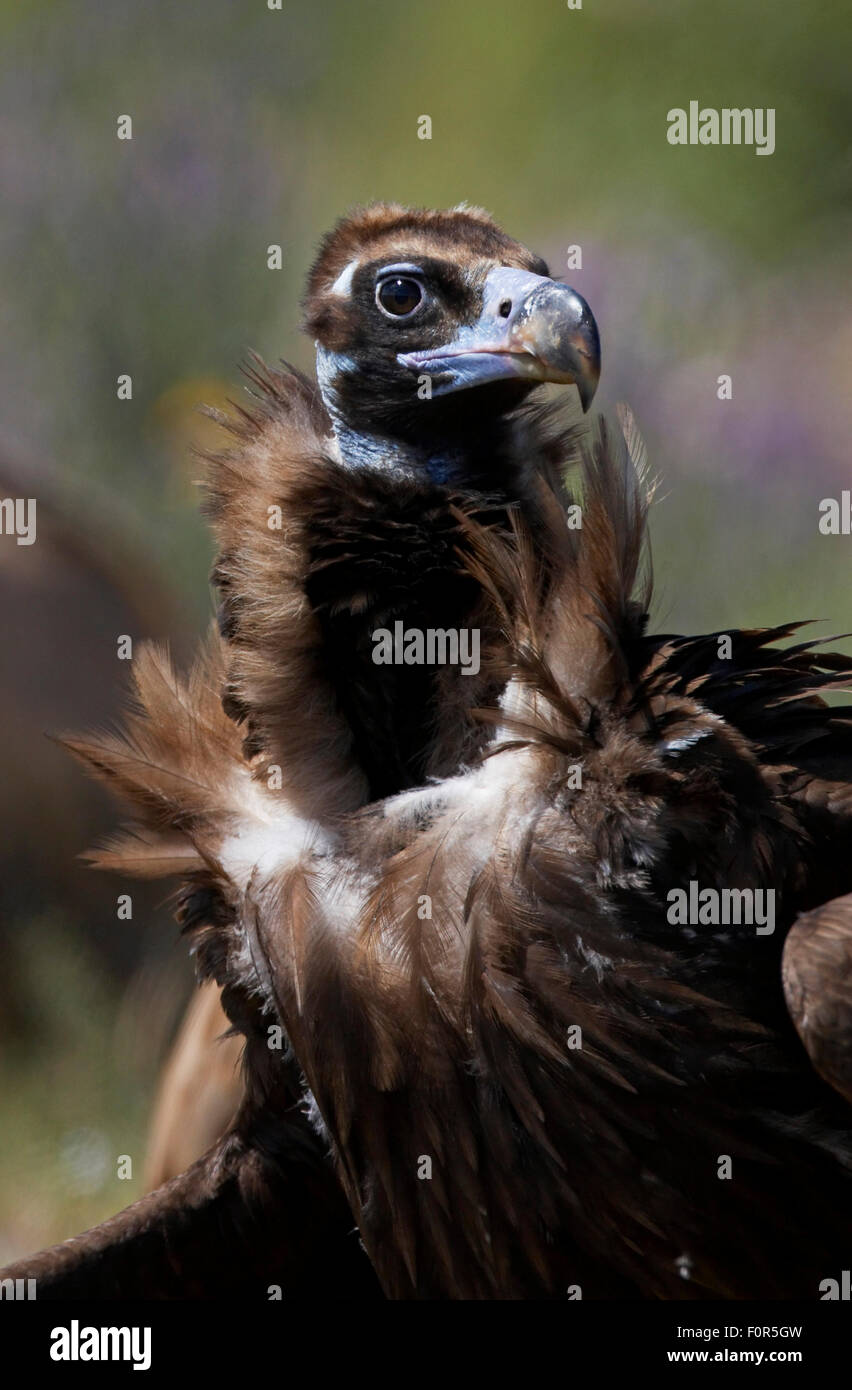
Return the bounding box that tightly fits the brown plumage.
[784,894,852,1104]
[143,980,242,1191]
[4,204,852,1299]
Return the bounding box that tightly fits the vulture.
[4,202,852,1301]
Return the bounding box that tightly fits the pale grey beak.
[397,267,600,411]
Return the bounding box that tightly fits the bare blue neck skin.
[316,344,482,488]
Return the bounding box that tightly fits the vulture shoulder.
[783,893,852,1104]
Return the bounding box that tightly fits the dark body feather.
[206,360,573,803]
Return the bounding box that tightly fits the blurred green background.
[1,0,850,1259]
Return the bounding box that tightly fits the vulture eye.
[376,276,423,318]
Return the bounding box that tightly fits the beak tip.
[525,282,600,410]
[578,373,599,413]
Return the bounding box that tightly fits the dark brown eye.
[377,276,423,317]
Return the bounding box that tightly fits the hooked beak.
[398,266,600,412]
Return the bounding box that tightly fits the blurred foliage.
[0,918,187,1261]
[0,0,850,1251]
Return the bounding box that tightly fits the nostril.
[498,299,512,318]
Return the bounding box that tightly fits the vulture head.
[303,203,600,485]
